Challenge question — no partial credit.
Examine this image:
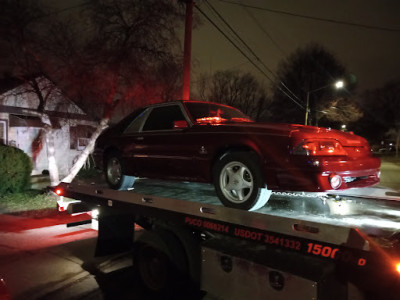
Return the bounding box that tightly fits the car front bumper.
[274,156,381,192]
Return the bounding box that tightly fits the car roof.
[148,100,237,109]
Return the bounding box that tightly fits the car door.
[117,108,151,176]
[132,103,198,180]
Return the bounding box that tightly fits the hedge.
[0,145,33,196]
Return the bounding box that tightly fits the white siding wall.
[0,77,97,176]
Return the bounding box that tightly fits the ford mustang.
[93,100,381,211]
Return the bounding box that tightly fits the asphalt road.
[0,209,199,300]
[0,212,148,300]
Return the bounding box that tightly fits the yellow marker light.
[397,263,400,274]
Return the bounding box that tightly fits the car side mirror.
[173,120,189,129]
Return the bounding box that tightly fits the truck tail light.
[293,139,347,156]
[52,186,67,211]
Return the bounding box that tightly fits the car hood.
[288,124,369,147]
[225,122,369,147]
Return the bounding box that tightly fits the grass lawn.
[0,168,100,216]
[380,154,400,164]
[0,189,58,215]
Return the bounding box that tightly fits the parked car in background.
[93,100,381,211]
[378,140,396,153]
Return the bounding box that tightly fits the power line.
[241,6,305,104]
[242,7,287,57]
[219,0,400,33]
[202,1,239,47]
[195,4,273,81]
[205,0,275,78]
[195,3,305,109]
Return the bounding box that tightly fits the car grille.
[343,176,368,183]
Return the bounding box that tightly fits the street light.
[335,80,344,89]
[305,80,344,126]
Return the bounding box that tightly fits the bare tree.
[319,98,363,125]
[1,0,185,185]
[357,81,400,157]
[61,0,185,182]
[270,43,358,126]
[197,70,270,120]
[0,1,64,185]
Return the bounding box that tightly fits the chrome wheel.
[219,161,254,204]
[105,152,135,190]
[213,151,271,211]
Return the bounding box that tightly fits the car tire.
[105,152,135,190]
[213,151,271,211]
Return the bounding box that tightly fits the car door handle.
[135,137,144,141]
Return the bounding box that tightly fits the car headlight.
[293,139,347,156]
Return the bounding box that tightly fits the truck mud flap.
[95,207,135,256]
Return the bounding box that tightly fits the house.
[0,76,97,176]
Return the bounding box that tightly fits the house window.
[0,119,7,145]
[70,125,95,150]
[77,137,89,151]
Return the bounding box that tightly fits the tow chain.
[272,191,329,199]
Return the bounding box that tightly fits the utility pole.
[304,80,344,126]
[182,0,194,101]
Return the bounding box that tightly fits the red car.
[93,100,380,211]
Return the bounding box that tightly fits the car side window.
[123,108,150,134]
[142,105,186,131]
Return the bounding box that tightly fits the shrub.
[0,145,33,196]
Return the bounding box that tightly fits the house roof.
[9,114,44,128]
[0,76,96,122]
[0,105,94,122]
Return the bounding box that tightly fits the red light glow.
[196,116,226,124]
[294,139,347,156]
[55,189,62,195]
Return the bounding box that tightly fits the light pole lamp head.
[335,80,344,89]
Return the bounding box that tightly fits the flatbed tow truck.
[52,181,400,299]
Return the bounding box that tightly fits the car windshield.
[184,102,253,124]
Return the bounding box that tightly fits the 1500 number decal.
[307,243,367,266]
[307,242,339,259]
[184,216,367,267]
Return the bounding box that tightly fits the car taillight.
[293,139,347,156]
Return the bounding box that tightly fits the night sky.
[2,0,399,95]
[191,0,400,93]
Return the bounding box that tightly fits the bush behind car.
[0,145,33,196]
